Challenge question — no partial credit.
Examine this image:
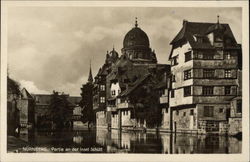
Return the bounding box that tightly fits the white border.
[1,1,249,162]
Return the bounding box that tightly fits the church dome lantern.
[123,18,150,50]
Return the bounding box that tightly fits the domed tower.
[121,18,157,63]
[105,47,119,65]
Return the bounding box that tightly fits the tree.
[7,76,21,136]
[129,77,162,128]
[7,76,21,96]
[79,82,95,128]
[49,91,71,130]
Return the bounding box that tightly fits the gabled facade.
[17,88,35,128]
[168,18,242,134]
[93,49,119,128]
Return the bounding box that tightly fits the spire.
[135,17,138,28]
[88,60,93,83]
[217,15,220,24]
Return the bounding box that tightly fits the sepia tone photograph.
[1,1,249,162]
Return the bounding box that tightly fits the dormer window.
[194,35,203,43]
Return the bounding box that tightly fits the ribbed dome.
[123,27,150,49]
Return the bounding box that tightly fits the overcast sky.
[7,7,242,96]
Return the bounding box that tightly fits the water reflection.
[11,128,242,153]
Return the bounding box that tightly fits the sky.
[7,7,242,96]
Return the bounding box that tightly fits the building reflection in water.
[15,128,241,153]
[95,128,242,154]
[160,132,242,154]
[73,135,83,144]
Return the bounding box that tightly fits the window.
[185,51,192,62]
[203,106,214,117]
[203,69,215,78]
[202,86,214,95]
[193,51,203,59]
[100,85,105,91]
[184,86,191,97]
[176,110,179,116]
[184,69,192,80]
[171,90,175,98]
[225,86,231,95]
[183,112,186,117]
[111,90,116,96]
[219,108,224,113]
[225,69,232,78]
[237,100,242,113]
[100,97,105,103]
[172,75,176,82]
[190,110,194,115]
[203,54,214,60]
[171,56,178,66]
[224,52,231,59]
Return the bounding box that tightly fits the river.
[10,128,242,153]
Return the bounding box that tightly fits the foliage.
[49,91,72,130]
[79,82,95,124]
[7,76,20,96]
[129,77,162,128]
[7,76,21,136]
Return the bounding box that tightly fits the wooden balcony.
[117,102,133,109]
[107,105,117,112]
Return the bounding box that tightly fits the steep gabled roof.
[171,21,237,45]
[154,81,167,89]
[21,88,33,99]
[169,20,238,60]
[171,21,236,44]
[118,74,151,97]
